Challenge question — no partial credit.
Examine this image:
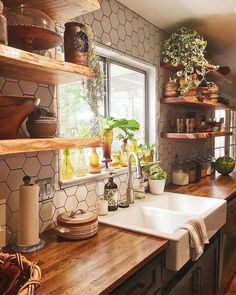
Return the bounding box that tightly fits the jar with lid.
[196,158,207,178]
[203,156,212,176]
[185,161,197,183]
[0,1,7,45]
[171,163,189,186]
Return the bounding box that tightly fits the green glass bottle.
[61,149,74,181]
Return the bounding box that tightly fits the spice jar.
[186,118,195,133]
[64,22,89,66]
[176,118,185,133]
[0,1,7,45]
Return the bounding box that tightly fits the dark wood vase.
[64,22,89,66]
[0,95,40,139]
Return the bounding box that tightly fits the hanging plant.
[84,26,105,119]
[162,27,219,94]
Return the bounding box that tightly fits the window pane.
[109,63,146,144]
[215,148,225,158]
[230,145,236,160]
[58,81,104,137]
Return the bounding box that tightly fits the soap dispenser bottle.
[104,173,118,211]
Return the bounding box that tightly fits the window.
[214,110,226,158]
[229,110,236,160]
[59,57,148,144]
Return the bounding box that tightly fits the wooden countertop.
[24,225,168,295]
[166,172,236,201]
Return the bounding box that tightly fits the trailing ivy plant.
[82,25,105,135]
[162,27,219,94]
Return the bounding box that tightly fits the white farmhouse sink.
[99,192,227,271]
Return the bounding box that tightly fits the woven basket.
[0,252,41,295]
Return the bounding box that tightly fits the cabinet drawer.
[111,254,163,295]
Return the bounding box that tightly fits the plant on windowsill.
[145,163,167,195]
[99,116,140,168]
[162,26,219,95]
[138,143,156,163]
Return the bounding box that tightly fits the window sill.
[59,161,159,189]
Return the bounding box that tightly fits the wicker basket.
[0,252,41,295]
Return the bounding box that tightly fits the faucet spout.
[126,152,143,204]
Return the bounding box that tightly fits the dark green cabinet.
[112,232,221,295]
[163,233,220,295]
[111,254,163,295]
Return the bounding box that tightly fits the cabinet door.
[111,255,163,295]
[166,269,197,295]
[193,236,219,295]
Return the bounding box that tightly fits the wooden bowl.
[0,95,39,139]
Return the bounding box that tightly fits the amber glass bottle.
[89,147,101,174]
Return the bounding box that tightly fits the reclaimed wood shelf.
[3,0,100,21]
[160,62,232,84]
[161,97,233,110]
[0,45,95,85]
[0,137,101,155]
[161,131,233,139]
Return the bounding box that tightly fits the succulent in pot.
[162,26,219,95]
[146,163,167,195]
[26,107,57,138]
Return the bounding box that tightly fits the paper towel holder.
[12,175,45,253]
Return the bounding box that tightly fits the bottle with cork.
[0,1,7,45]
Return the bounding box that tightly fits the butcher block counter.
[8,172,236,295]
[166,171,236,201]
[24,225,168,295]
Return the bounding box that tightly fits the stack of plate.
[55,209,98,240]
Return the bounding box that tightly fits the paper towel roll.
[17,183,40,247]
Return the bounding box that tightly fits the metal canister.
[64,22,89,66]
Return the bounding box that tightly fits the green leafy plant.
[162,26,219,94]
[144,163,167,180]
[100,116,140,132]
[84,26,105,118]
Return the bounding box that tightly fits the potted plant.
[147,163,167,195]
[138,143,156,163]
[99,116,140,168]
[162,26,219,95]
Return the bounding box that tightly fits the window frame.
[103,57,149,143]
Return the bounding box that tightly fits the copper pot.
[64,22,89,66]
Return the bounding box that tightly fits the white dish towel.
[180,216,209,261]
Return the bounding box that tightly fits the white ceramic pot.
[148,179,166,195]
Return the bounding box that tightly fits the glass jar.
[186,118,195,133]
[176,118,185,133]
[172,164,189,185]
[198,158,207,178]
[89,147,101,174]
[101,128,113,169]
[186,162,197,183]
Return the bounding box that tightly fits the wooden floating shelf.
[0,137,101,156]
[161,131,233,139]
[3,0,100,21]
[161,97,233,110]
[160,62,232,84]
[0,45,95,85]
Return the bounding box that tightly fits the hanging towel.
[180,216,209,261]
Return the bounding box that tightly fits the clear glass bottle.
[61,149,74,181]
[89,147,101,174]
[74,148,88,177]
